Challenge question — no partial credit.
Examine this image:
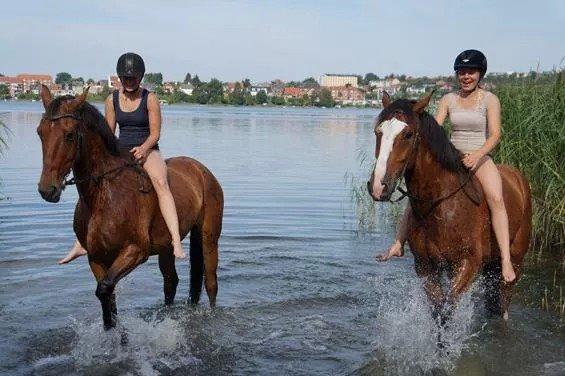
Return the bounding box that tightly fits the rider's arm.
[104,94,117,134]
[141,92,161,150]
[477,94,502,158]
[434,94,449,126]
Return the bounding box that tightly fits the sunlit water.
[0,102,563,375]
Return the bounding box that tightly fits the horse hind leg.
[159,251,179,305]
[189,227,204,305]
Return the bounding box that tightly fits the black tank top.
[113,89,159,150]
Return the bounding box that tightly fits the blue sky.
[2,0,563,82]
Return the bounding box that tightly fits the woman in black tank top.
[59,53,186,264]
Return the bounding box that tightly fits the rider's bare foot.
[58,243,87,264]
[376,240,404,262]
[173,240,186,259]
[501,259,516,283]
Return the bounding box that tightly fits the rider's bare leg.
[143,150,186,259]
[376,203,411,261]
[475,158,516,283]
[59,239,87,264]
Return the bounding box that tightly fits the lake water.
[0,101,563,375]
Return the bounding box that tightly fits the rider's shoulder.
[481,89,500,106]
[439,92,455,105]
[105,92,114,106]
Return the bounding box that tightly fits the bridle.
[378,111,474,218]
[43,111,151,192]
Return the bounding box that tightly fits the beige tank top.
[447,90,492,154]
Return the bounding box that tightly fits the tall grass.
[494,71,564,255]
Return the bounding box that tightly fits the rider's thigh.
[143,150,169,190]
[474,157,504,207]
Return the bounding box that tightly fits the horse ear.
[40,85,53,110]
[412,90,435,114]
[382,91,391,108]
[67,86,90,112]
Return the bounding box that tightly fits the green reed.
[494,71,564,255]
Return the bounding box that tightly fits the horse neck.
[406,139,460,204]
[72,127,122,199]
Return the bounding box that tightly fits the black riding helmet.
[116,52,145,79]
[453,49,487,77]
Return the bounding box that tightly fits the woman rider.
[59,52,186,263]
[376,49,516,283]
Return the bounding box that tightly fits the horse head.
[367,91,433,201]
[37,85,89,202]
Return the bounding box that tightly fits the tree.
[356,75,363,86]
[229,82,245,105]
[242,78,251,91]
[183,73,192,84]
[364,73,378,84]
[207,78,224,103]
[55,72,72,85]
[144,73,163,86]
[87,78,95,85]
[317,88,335,107]
[0,84,10,98]
[244,93,256,106]
[192,74,201,86]
[256,90,268,104]
[302,77,318,85]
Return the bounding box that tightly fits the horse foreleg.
[89,259,117,326]
[158,252,179,305]
[416,262,445,322]
[95,244,147,330]
[447,258,479,306]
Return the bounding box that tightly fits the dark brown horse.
[37,86,224,329]
[368,92,531,321]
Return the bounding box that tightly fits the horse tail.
[189,226,204,305]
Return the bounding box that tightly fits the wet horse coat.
[37,86,224,329]
[368,92,532,319]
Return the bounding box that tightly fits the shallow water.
[0,102,563,375]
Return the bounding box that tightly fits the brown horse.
[368,92,531,321]
[37,86,224,329]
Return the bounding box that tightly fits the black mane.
[379,99,466,174]
[48,95,120,156]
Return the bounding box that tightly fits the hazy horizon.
[2,1,564,82]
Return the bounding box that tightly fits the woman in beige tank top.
[377,50,516,283]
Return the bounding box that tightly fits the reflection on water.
[0,102,563,375]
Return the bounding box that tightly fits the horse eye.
[404,131,413,139]
[65,132,75,142]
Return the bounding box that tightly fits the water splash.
[368,274,483,375]
[69,311,201,375]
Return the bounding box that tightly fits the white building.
[319,74,358,88]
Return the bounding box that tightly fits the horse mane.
[378,99,466,174]
[48,95,121,156]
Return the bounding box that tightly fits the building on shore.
[319,74,358,88]
[328,86,365,105]
[0,74,53,97]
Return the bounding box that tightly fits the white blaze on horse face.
[372,118,408,197]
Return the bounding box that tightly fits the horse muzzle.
[38,184,63,203]
[367,178,395,202]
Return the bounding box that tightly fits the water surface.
[0,102,563,375]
